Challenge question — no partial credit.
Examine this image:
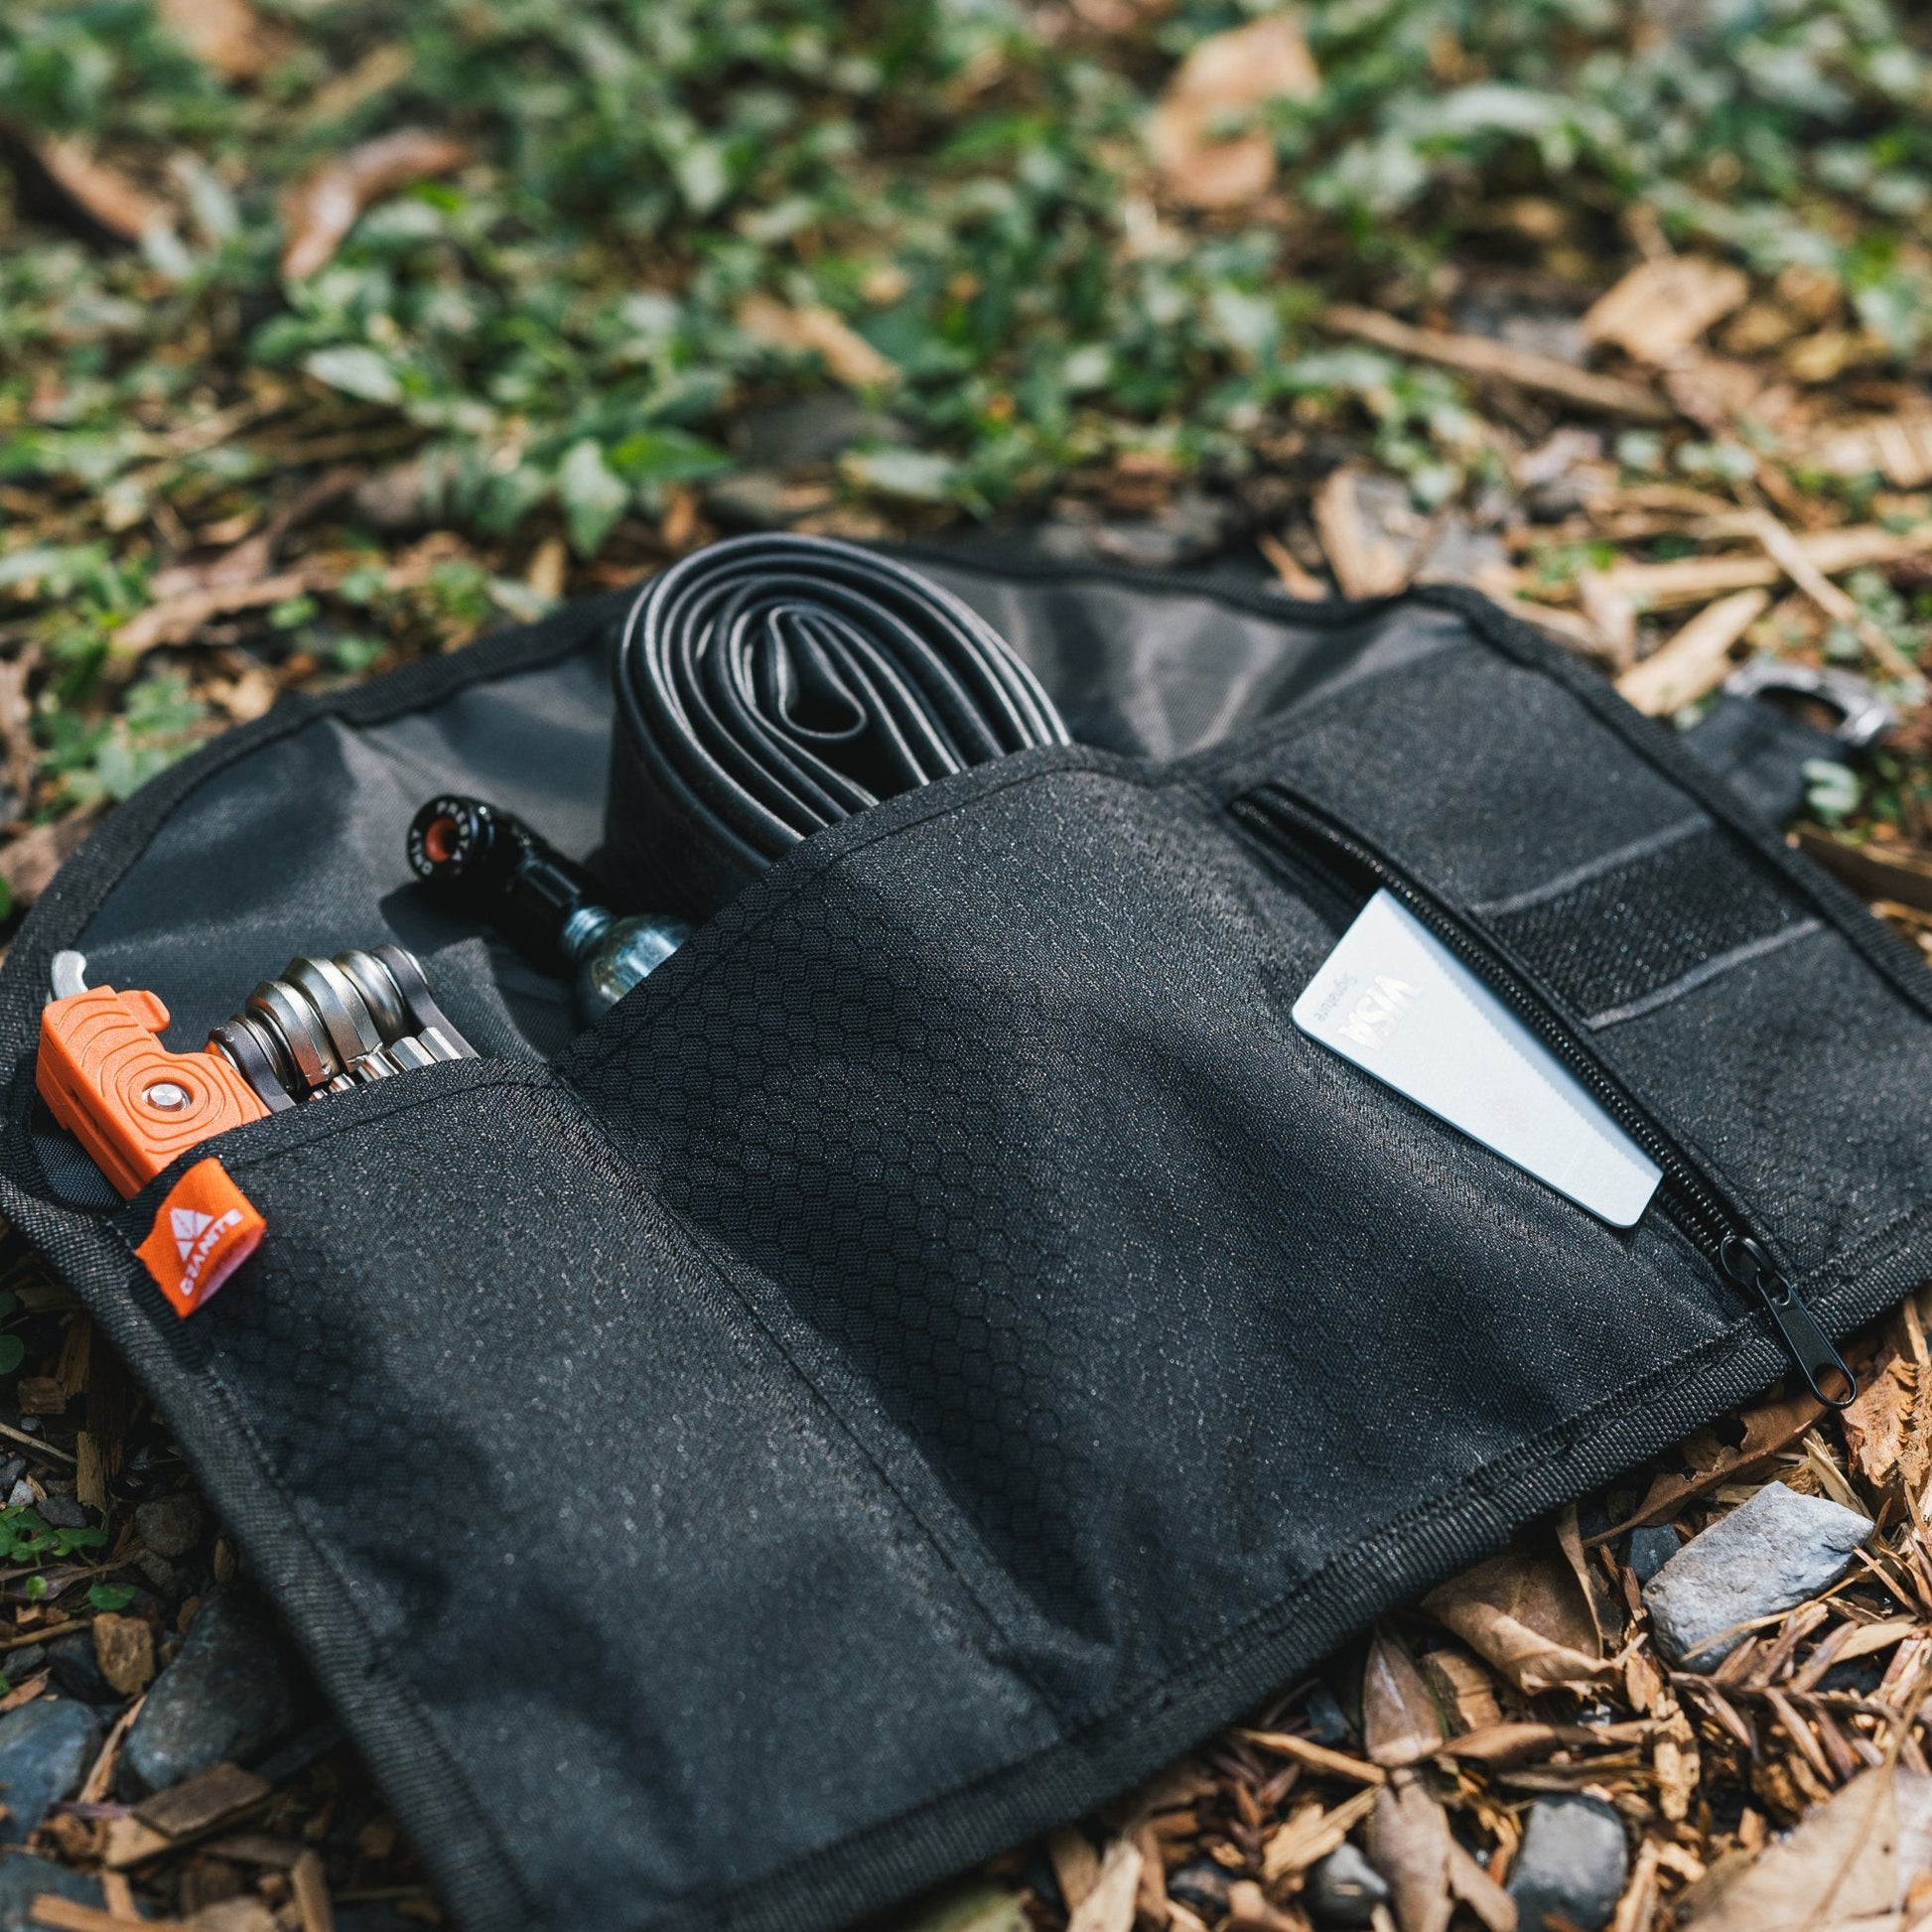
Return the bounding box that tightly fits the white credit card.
[1290,890,1662,1228]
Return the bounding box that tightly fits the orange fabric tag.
[134,1159,266,1318]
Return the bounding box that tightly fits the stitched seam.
[1469,814,1714,916]
[1586,920,1825,1029]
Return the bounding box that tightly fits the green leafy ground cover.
[1,0,1930,853]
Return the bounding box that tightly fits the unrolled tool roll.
[607,534,1069,918]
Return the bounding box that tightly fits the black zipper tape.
[1231,782,1858,1407]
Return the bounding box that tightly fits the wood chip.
[134,1762,271,1841]
[0,1673,48,1715]
[1810,409,1932,490]
[1614,588,1770,716]
[29,1901,184,1932]
[1236,1728,1388,1785]
[1596,521,1932,611]
[1258,1783,1378,1883]
[1747,511,1920,681]
[1795,829,1932,917]
[1145,17,1317,209]
[1320,306,1674,421]
[1584,257,1750,365]
[1064,1837,1141,1932]
[291,1849,335,1932]
[91,1614,155,1698]
[736,296,897,389]
[1255,530,1327,599]
[280,128,470,279]
[1046,1826,1100,1911]
[17,1379,65,1418]
[0,1619,83,1652]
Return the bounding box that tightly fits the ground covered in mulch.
[4,1,1932,1928]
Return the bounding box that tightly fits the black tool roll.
[1,552,1929,1932]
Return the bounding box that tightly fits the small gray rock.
[1644,1482,1872,1668]
[0,1700,100,1841]
[1167,1862,1229,1918]
[1302,1683,1353,1747]
[121,1590,302,1795]
[1507,1797,1628,1932]
[1307,1843,1389,1927]
[0,1850,101,1929]
[134,1492,206,1561]
[35,1495,86,1531]
[0,1462,25,1496]
[1,1649,43,1686]
[1626,1525,1680,1587]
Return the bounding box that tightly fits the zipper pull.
[1721,1235,1856,1408]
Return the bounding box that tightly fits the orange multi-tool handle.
[38,983,269,1199]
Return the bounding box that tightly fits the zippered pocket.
[1230,782,1857,1407]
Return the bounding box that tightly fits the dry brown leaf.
[736,295,898,389]
[1363,1630,1446,1767]
[1680,1763,1902,1930]
[1585,257,1750,365]
[1146,16,1317,210]
[1435,1722,1648,1767]
[0,807,104,913]
[1065,1838,1142,1932]
[1664,354,1768,433]
[1422,1534,1611,1695]
[1613,587,1769,716]
[1313,468,1408,599]
[157,0,275,77]
[1604,1385,1827,1534]
[280,128,470,278]
[15,135,169,243]
[1368,1774,1514,1932]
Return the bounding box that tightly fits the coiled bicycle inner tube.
[607,533,1069,919]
